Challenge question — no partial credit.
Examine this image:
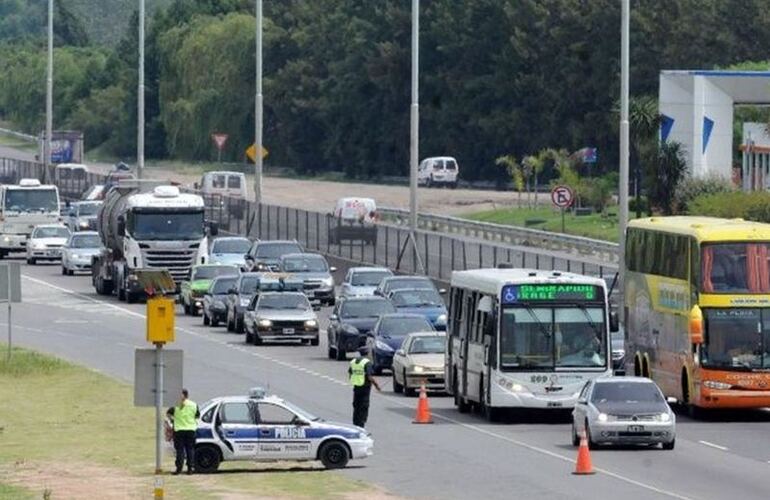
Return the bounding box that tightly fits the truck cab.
[0,179,61,258]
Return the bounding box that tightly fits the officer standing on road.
[166,388,200,475]
[349,346,381,428]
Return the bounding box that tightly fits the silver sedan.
[572,377,676,450]
[61,231,102,275]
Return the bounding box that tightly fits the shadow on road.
[672,404,770,423]
[204,464,367,475]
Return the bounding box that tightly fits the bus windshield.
[702,243,770,293]
[500,306,607,369]
[703,309,770,369]
[4,188,58,213]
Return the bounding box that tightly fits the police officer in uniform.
[166,388,200,475]
[349,346,381,428]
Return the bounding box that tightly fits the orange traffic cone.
[573,430,595,475]
[412,382,434,424]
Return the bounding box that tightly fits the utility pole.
[409,0,419,232]
[618,0,630,321]
[254,0,263,206]
[44,0,53,182]
[137,0,145,179]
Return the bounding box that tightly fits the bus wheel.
[454,375,470,413]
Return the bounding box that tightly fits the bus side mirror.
[689,305,704,345]
[209,221,219,236]
[116,216,125,236]
[609,311,619,333]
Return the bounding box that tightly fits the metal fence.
[0,156,619,282]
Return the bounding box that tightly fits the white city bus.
[0,179,61,258]
[445,268,616,420]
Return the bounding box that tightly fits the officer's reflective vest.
[349,358,370,387]
[174,400,198,431]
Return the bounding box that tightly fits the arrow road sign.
[551,185,574,209]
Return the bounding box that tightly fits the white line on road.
[22,274,694,500]
[699,440,728,451]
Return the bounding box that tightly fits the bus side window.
[449,288,463,338]
[690,238,700,299]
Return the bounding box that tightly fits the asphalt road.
[7,259,770,500]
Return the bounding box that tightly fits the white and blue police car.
[192,388,374,473]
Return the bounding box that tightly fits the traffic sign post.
[0,262,21,362]
[551,185,574,234]
[246,143,269,163]
[211,133,228,164]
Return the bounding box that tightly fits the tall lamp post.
[254,0,264,207]
[44,0,53,181]
[137,0,145,179]
[618,0,630,321]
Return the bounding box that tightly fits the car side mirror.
[330,266,337,272]
[396,349,405,356]
[209,221,219,236]
[438,288,447,295]
[609,311,619,333]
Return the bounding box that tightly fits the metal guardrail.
[0,127,36,142]
[0,156,619,282]
[379,206,619,264]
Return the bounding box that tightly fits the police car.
[192,388,374,472]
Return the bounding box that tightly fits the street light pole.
[44,0,53,182]
[409,0,419,232]
[254,0,263,207]
[137,0,145,179]
[618,0,630,320]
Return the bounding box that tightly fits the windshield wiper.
[523,305,551,339]
[576,305,604,342]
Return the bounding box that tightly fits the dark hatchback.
[366,313,435,374]
[327,297,396,361]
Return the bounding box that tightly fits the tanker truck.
[92,181,216,302]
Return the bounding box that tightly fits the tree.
[628,95,661,217]
[646,140,688,215]
[495,155,524,207]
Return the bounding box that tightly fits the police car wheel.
[194,444,221,473]
[319,441,349,469]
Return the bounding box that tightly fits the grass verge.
[0,483,35,500]
[463,205,620,242]
[0,344,371,499]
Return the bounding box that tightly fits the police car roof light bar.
[249,387,267,399]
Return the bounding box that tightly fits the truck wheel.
[194,445,221,473]
[318,441,349,469]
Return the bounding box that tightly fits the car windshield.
[70,235,100,248]
[409,336,444,354]
[341,299,396,318]
[702,308,770,369]
[193,266,239,280]
[500,306,607,369]
[390,289,443,307]
[129,211,204,241]
[33,226,70,238]
[379,317,433,337]
[351,270,391,286]
[5,188,59,213]
[211,277,237,294]
[212,238,251,254]
[258,294,310,310]
[282,255,328,273]
[255,243,301,258]
[76,203,100,216]
[239,276,259,293]
[384,278,433,293]
[591,382,664,404]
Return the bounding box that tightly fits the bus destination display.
[501,284,601,304]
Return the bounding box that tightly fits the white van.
[417,156,459,188]
[197,171,247,199]
[329,197,377,245]
[54,163,89,182]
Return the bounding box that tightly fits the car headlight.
[322,277,334,287]
[70,253,82,259]
[412,365,425,373]
[435,314,447,325]
[511,383,524,392]
[658,412,671,422]
[31,242,44,249]
[258,319,272,328]
[703,380,732,390]
[256,263,267,270]
[374,340,394,352]
[597,413,608,422]
[3,236,10,243]
[305,319,318,328]
[79,221,89,228]
[239,297,251,307]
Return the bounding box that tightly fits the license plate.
[547,401,563,408]
[282,328,295,334]
[627,425,645,432]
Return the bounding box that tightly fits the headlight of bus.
[703,380,732,390]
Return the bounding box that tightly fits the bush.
[582,173,617,213]
[674,176,734,214]
[629,195,649,215]
[688,191,770,222]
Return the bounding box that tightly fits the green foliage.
[645,141,688,215]
[688,191,770,222]
[673,176,735,214]
[583,173,618,214]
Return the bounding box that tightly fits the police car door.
[217,401,259,459]
[255,402,313,460]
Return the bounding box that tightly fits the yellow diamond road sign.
[246,144,269,162]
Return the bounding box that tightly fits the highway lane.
[8,260,770,499]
